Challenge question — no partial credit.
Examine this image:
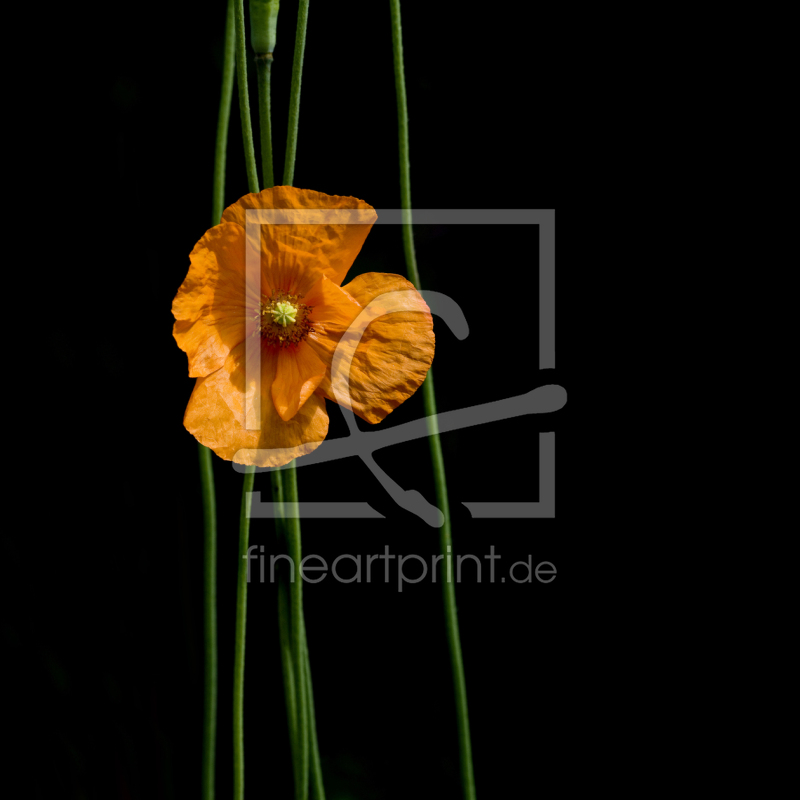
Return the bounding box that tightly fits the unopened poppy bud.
[250,0,280,56]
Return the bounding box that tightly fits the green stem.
[253,14,301,782]
[390,2,476,798]
[235,4,320,793]
[256,55,275,189]
[428,374,475,800]
[231,4,260,797]
[278,560,299,766]
[274,478,324,800]
[234,0,260,194]
[303,618,325,799]
[280,8,320,791]
[283,0,310,186]
[199,443,218,800]
[272,474,299,771]
[213,0,237,227]
[285,463,309,800]
[202,5,235,799]
[233,466,256,800]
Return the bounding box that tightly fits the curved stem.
[234,0,260,194]
[256,56,275,189]
[283,0,310,186]
[233,466,256,800]
[390,2,476,798]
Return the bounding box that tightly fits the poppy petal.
[305,274,364,336]
[306,272,434,423]
[221,186,377,290]
[172,223,257,377]
[271,343,327,422]
[183,342,329,467]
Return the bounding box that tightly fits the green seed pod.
[250,0,280,55]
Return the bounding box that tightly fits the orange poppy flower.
[172,186,435,467]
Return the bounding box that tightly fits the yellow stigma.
[271,301,297,327]
[256,292,314,347]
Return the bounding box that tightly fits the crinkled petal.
[305,273,364,335]
[183,341,329,467]
[272,343,327,422]
[221,186,377,289]
[305,273,435,423]
[172,223,257,377]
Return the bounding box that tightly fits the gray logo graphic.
[235,209,562,526]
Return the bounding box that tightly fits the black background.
[12,2,593,797]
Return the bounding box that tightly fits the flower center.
[256,292,313,347]
[271,301,297,327]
